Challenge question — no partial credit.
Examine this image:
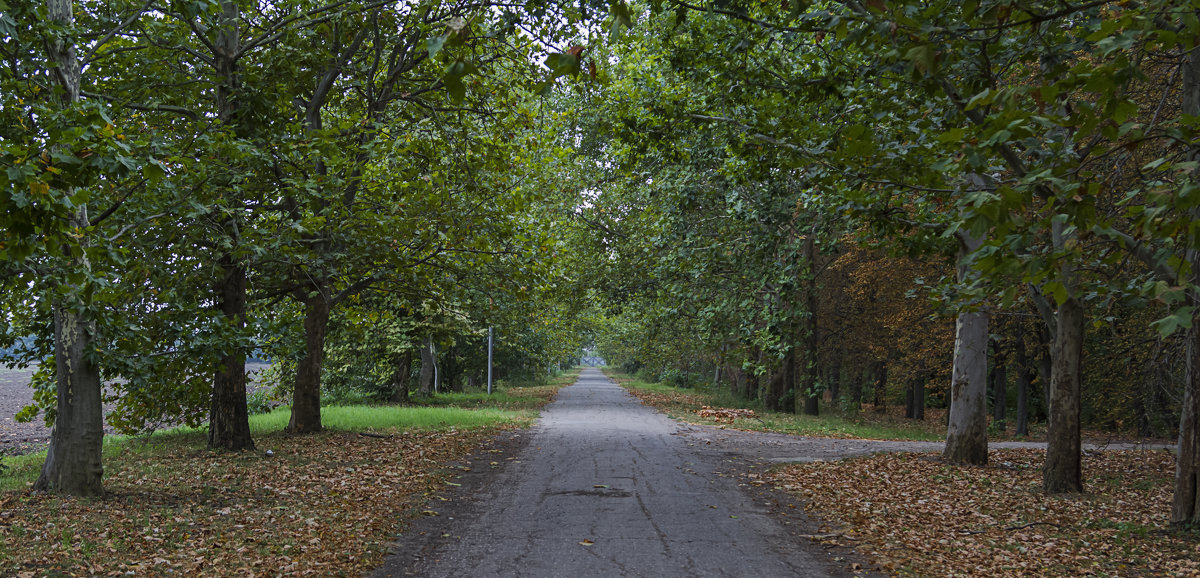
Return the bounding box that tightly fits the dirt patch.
[0,366,51,455]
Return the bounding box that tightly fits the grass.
[0,374,577,576]
[608,370,946,441]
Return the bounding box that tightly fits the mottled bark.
[288,289,329,434]
[945,310,989,464]
[35,296,105,496]
[34,0,105,497]
[944,228,989,465]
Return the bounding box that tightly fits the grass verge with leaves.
[763,449,1199,576]
[608,370,944,441]
[0,374,576,577]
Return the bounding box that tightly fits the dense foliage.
[3,0,1200,527]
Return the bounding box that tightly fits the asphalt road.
[374,368,841,578]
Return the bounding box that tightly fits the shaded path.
[373,368,846,577]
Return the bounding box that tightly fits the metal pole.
[487,327,494,395]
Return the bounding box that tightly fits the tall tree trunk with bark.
[914,372,926,420]
[289,287,330,433]
[418,336,435,396]
[33,0,105,496]
[992,338,1008,433]
[1043,218,1085,494]
[1172,39,1200,526]
[390,349,412,403]
[944,230,989,465]
[1014,322,1032,437]
[1044,294,1084,493]
[872,360,888,412]
[207,0,254,450]
[799,231,820,416]
[209,258,253,449]
[827,347,841,402]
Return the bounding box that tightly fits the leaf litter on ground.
[612,371,1196,576]
[764,449,1200,577]
[0,384,565,577]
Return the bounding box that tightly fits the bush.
[246,388,277,416]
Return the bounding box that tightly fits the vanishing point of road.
[372,368,846,577]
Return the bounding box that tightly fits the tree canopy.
[3,0,1200,526]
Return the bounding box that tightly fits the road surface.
[373,368,846,577]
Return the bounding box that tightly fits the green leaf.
[427,34,448,58]
[610,0,634,40]
[789,0,810,20]
[545,52,580,79]
[1043,281,1068,306]
[442,59,478,104]
[904,45,936,75]
[143,159,166,184]
[1150,306,1195,338]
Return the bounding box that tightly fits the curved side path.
[372,368,846,577]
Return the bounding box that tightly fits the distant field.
[0,362,271,454]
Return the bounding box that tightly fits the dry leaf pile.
[0,426,510,577]
[764,449,1200,576]
[696,406,759,424]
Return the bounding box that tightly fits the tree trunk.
[992,340,1008,433]
[799,230,820,416]
[1175,306,1200,525]
[33,0,105,497]
[1172,38,1200,526]
[945,309,989,464]
[432,340,440,393]
[389,349,412,403]
[208,258,253,450]
[827,347,841,402]
[1044,294,1084,494]
[944,229,989,465]
[872,360,888,412]
[418,336,435,396]
[914,372,926,421]
[1015,323,1032,437]
[849,365,863,408]
[445,346,459,392]
[206,0,253,450]
[1043,213,1086,495]
[906,372,926,420]
[288,288,330,434]
[35,292,106,496]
